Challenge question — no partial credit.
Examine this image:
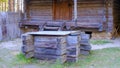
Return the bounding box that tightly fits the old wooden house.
[20,0,113,36]
[19,0,120,62]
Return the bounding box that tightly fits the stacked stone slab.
[80,32,91,55]
[67,33,81,62]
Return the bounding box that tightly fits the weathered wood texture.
[41,21,65,31]
[67,34,81,62]
[53,0,72,21]
[76,0,113,31]
[20,0,113,32]
[26,0,53,21]
[21,34,34,58]
[80,32,91,55]
[21,31,82,63]
[0,12,21,41]
[34,36,67,63]
[34,54,67,63]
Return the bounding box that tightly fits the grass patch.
[0,58,3,62]
[90,40,113,45]
[14,53,37,64]
[1,46,120,68]
[49,48,120,68]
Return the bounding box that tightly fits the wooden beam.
[23,0,27,20]
[74,0,77,21]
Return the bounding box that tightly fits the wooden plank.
[34,36,58,48]
[22,45,34,53]
[25,31,79,36]
[34,54,66,63]
[27,0,53,21]
[80,50,90,56]
[80,45,91,51]
[67,57,78,62]
[44,26,59,30]
[34,36,57,42]
[34,47,66,56]
[34,43,57,49]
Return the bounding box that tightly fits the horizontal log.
[67,50,76,56]
[34,54,66,63]
[34,47,66,56]
[67,47,80,57]
[67,57,78,62]
[80,50,90,56]
[81,34,90,40]
[34,36,66,49]
[22,45,34,53]
[44,26,59,30]
[34,42,57,49]
[80,39,90,44]
[34,36,57,42]
[30,17,52,21]
[80,45,91,51]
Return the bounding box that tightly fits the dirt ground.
[91,38,120,50]
[0,38,120,68]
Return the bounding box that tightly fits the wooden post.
[74,0,77,21]
[105,0,109,32]
[24,0,27,20]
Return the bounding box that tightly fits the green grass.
[67,48,120,68]
[14,53,37,64]
[49,48,120,68]
[90,40,113,45]
[1,47,120,68]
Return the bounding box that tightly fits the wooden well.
[21,31,81,63]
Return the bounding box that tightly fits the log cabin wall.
[22,0,113,33]
[77,0,105,24]
[76,0,113,32]
[27,0,53,21]
[107,0,113,32]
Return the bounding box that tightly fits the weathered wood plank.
[66,34,81,62]
[67,57,78,62]
[22,45,34,53]
[34,54,66,63]
[34,36,58,48]
[34,47,66,56]
[81,34,90,40]
[22,34,34,45]
[80,50,90,56]
[80,45,91,51]
[34,36,66,48]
